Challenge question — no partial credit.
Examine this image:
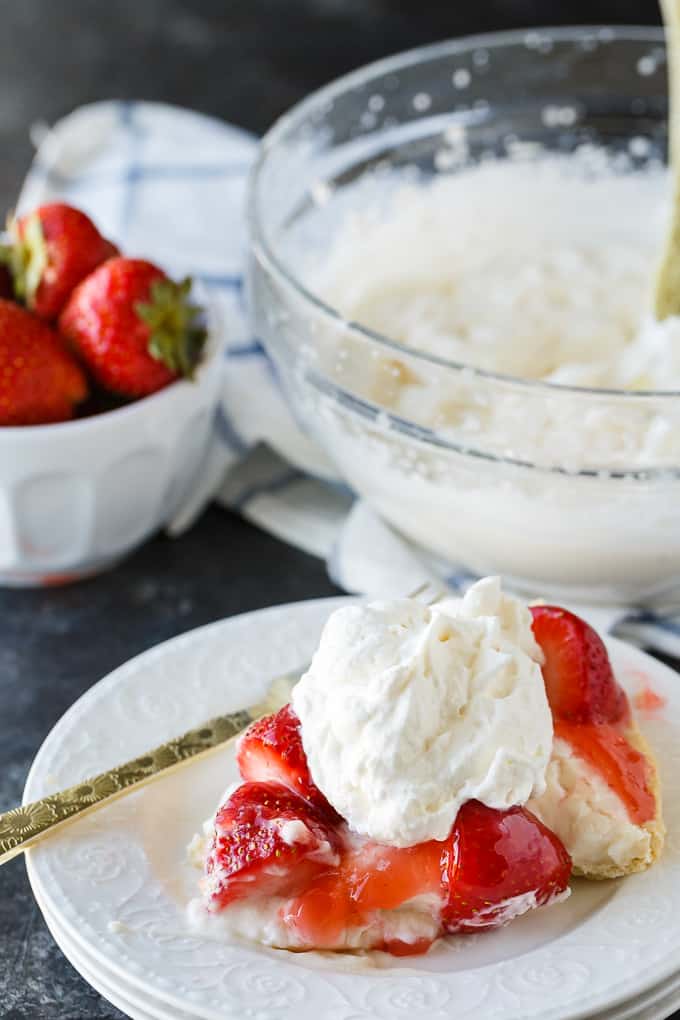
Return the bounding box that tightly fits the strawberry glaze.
[224,707,572,955]
[554,720,655,826]
[634,684,667,714]
[531,606,656,828]
[281,839,443,953]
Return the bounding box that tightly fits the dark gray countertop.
[0,2,672,1018]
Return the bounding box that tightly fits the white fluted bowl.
[0,334,223,586]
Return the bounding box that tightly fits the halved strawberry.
[442,800,571,934]
[237,704,336,814]
[530,606,629,725]
[206,781,341,910]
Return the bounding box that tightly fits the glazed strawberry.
[0,300,88,425]
[530,606,629,724]
[1,203,118,319]
[441,800,571,934]
[59,258,206,398]
[206,781,341,910]
[285,801,570,951]
[237,705,336,814]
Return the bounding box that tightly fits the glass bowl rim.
[248,24,677,403]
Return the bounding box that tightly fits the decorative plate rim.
[23,597,680,1020]
[38,897,680,1020]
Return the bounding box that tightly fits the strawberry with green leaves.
[59,258,207,398]
[1,203,118,319]
[0,299,88,425]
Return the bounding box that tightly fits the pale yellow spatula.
[655,0,680,318]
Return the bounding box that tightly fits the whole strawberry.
[0,300,88,425]
[59,258,207,398]
[1,203,118,319]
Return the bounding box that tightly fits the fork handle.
[0,709,252,866]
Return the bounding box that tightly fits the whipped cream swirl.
[292,577,552,847]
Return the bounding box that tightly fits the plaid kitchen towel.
[18,99,680,657]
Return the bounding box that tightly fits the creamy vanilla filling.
[528,737,652,872]
[187,890,443,951]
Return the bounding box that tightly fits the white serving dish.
[0,330,223,586]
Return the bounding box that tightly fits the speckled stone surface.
[0,2,673,1018]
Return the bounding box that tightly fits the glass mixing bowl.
[249,26,680,605]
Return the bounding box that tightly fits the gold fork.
[0,671,300,866]
[0,580,448,866]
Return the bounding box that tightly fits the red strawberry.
[441,800,571,934]
[0,300,88,425]
[530,606,629,724]
[237,705,336,814]
[59,257,206,398]
[286,802,570,951]
[1,203,118,319]
[206,781,341,910]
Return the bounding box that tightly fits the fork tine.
[407,580,449,606]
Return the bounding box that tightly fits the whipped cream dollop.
[292,577,553,847]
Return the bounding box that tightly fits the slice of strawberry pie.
[190,704,571,954]
[528,607,664,879]
[188,584,663,954]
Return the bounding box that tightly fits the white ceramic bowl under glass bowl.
[0,319,223,586]
[249,26,680,607]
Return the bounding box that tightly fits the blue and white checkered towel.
[19,99,680,660]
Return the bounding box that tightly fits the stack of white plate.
[24,598,680,1020]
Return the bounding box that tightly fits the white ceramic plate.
[37,889,680,1020]
[40,900,185,1020]
[23,598,680,1020]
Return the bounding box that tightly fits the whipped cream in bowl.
[249,26,680,603]
[292,577,553,846]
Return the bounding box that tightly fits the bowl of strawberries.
[0,202,223,585]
